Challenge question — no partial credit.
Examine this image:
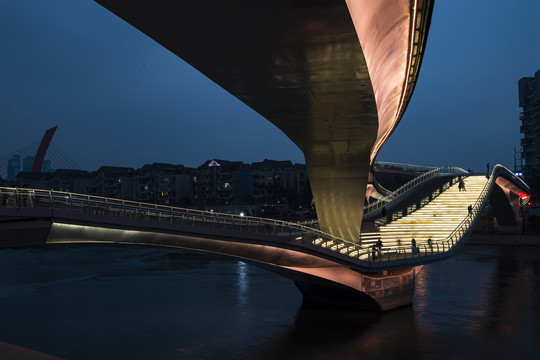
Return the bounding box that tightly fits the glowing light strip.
[371,0,419,162]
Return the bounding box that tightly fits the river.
[0,243,539,359]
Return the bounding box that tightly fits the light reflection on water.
[237,261,249,307]
[0,243,539,359]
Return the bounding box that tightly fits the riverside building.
[519,69,540,188]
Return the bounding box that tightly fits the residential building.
[192,159,249,207]
[5,159,313,218]
[16,169,90,193]
[135,163,193,205]
[519,70,540,188]
[87,166,135,200]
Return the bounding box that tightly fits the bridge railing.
[373,161,437,173]
[0,165,512,267]
[0,187,344,244]
[372,175,461,227]
[364,168,439,215]
[382,167,494,260]
[314,168,498,264]
[364,166,467,215]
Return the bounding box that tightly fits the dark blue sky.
[1,0,540,172]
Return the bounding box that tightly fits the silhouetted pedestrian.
[468,205,472,214]
[486,162,490,173]
[371,244,378,260]
[376,239,383,258]
[411,238,419,255]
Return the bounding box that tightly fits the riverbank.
[467,233,540,245]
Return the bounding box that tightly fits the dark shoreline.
[467,233,540,245]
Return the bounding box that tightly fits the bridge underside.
[0,165,529,311]
[94,0,434,242]
[0,215,417,311]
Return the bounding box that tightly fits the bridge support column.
[305,140,374,243]
[294,266,419,311]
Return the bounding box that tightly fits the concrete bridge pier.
[292,267,419,311]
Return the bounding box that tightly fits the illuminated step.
[313,175,490,260]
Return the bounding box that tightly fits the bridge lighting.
[240,212,245,217]
[520,194,529,199]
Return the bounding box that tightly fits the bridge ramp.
[360,176,488,249]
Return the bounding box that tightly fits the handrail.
[325,173,489,262]
[310,165,525,264]
[372,171,490,259]
[373,161,437,173]
[0,164,525,267]
[0,186,345,244]
[374,161,467,175]
[440,164,529,249]
[364,168,438,214]
[365,166,467,215]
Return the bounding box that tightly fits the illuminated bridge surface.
[1,1,530,311]
[0,165,529,310]
[93,0,434,242]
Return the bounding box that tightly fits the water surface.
[0,243,539,359]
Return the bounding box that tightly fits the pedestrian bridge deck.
[0,165,529,271]
[315,175,488,261]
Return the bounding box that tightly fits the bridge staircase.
[0,166,528,271]
[312,175,491,262]
[358,176,488,251]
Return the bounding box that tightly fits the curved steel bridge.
[0,1,532,311]
[93,0,434,242]
[0,165,530,310]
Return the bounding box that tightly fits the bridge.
[0,1,532,311]
[93,0,435,243]
[0,165,529,310]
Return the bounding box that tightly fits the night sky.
[1,0,540,173]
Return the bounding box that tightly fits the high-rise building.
[42,159,53,173]
[518,69,540,187]
[7,155,21,181]
[23,156,35,172]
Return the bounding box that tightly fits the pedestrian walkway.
[314,176,489,260]
[361,176,487,252]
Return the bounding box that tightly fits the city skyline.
[1,0,540,173]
